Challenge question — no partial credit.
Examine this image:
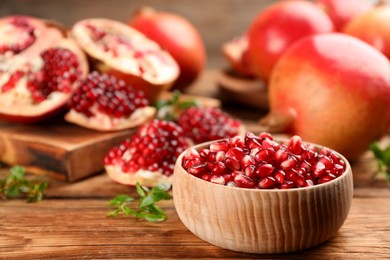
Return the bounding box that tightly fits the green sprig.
[370,142,390,181]
[0,166,48,202]
[108,182,172,223]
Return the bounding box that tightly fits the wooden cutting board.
[0,120,134,182]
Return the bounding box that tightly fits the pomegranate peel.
[70,18,180,101]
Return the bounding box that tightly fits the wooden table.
[1,71,390,259]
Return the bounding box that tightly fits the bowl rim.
[175,137,352,193]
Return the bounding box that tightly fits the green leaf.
[138,211,167,222]
[136,182,146,197]
[370,142,390,181]
[109,194,134,206]
[107,209,120,217]
[5,184,20,197]
[9,166,25,181]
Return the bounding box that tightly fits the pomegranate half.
[0,15,88,123]
[104,119,190,186]
[247,0,334,82]
[128,7,206,91]
[71,18,179,101]
[259,33,390,160]
[65,71,155,131]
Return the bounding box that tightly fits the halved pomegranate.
[65,71,156,131]
[221,34,254,78]
[104,119,190,186]
[70,18,180,101]
[0,15,88,123]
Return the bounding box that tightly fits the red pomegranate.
[70,18,179,101]
[221,34,254,77]
[247,0,334,82]
[344,5,390,60]
[128,7,206,91]
[316,0,374,31]
[259,33,390,160]
[65,71,155,131]
[0,15,88,123]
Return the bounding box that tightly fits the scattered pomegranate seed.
[182,132,346,189]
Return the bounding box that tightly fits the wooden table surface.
[1,70,390,259]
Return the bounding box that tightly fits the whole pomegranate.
[0,15,88,123]
[128,7,206,91]
[259,33,390,160]
[344,5,390,60]
[65,71,155,131]
[71,18,179,101]
[316,0,374,31]
[247,0,334,82]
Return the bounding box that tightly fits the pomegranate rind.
[105,165,173,186]
[64,106,156,131]
[0,32,88,123]
[70,18,180,101]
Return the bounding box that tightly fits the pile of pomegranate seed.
[104,119,189,176]
[178,107,242,144]
[69,71,148,118]
[182,132,346,189]
[27,48,81,103]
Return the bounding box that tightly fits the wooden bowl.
[173,140,353,254]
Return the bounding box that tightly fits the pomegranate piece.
[221,34,254,78]
[71,18,179,101]
[182,132,347,189]
[104,119,190,186]
[0,15,88,123]
[177,107,243,144]
[128,7,206,91]
[65,71,155,131]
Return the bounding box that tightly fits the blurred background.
[0,0,275,68]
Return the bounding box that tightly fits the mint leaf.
[108,182,172,222]
[370,142,390,181]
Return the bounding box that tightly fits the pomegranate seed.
[288,135,303,154]
[226,181,238,187]
[244,165,257,180]
[210,140,230,153]
[258,177,276,189]
[229,135,245,148]
[259,132,273,140]
[254,148,275,164]
[210,162,226,175]
[281,181,295,189]
[240,154,256,169]
[273,170,285,184]
[201,174,212,182]
[255,163,274,179]
[223,174,234,183]
[226,147,245,161]
[275,147,288,163]
[317,174,335,184]
[280,156,297,170]
[188,164,207,176]
[261,139,278,149]
[313,161,326,178]
[215,151,226,162]
[225,157,241,171]
[210,175,225,185]
[234,174,256,188]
